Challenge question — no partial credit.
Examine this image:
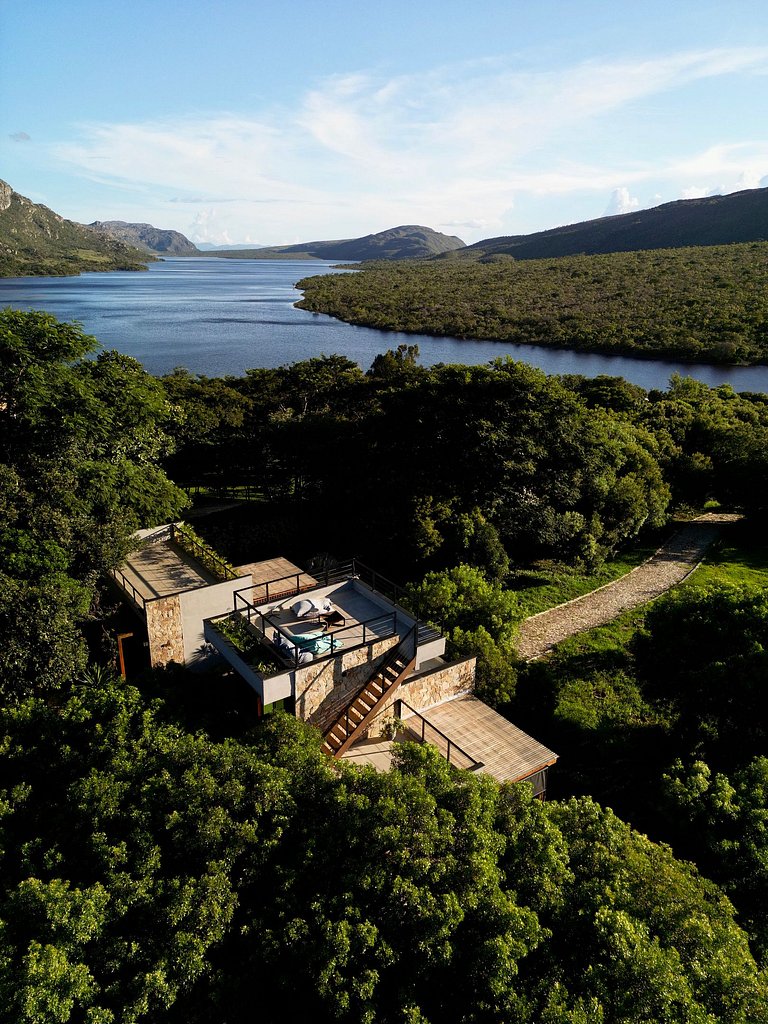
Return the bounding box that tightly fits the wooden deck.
[234,557,318,604]
[406,695,557,784]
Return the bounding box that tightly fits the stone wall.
[295,635,399,730]
[365,656,477,739]
[146,594,185,667]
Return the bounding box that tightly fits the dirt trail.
[515,513,741,661]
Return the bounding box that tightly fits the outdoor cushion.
[292,599,314,618]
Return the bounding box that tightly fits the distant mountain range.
[4,177,768,279]
[201,225,466,261]
[0,180,151,277]
[458,187,768,261]
[88,220,199,256]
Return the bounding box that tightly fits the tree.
[0,310,188,698]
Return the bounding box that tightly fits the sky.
[1,0,768,246]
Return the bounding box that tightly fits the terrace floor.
[258,580,408,651]
[119,540,217,602]
[235,557,317,604]
[344,694,557,785]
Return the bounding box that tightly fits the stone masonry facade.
[364,656,477,740]
[146,594,185,667]
[295,634,400,730]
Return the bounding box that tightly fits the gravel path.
[515,513,741,661]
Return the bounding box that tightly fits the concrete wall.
[203,619,265,699]
[146,594,184,667]
[178,574,252,667]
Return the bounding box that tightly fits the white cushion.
[292,599,314,618]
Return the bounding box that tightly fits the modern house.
[111,523,558,796]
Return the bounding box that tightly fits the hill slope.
[0,181,152,277]
[89,220,199,255]
[461,187,768,260]
[203,224,465,261]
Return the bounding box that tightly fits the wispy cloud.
[49,47,768,242]
[9,131,31,142]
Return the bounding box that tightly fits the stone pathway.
[515,513,742,661]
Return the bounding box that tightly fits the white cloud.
[188,209,233,245]
[604,187,641,216]
[47,47,768,242]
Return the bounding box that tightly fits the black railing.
[395,699,482,772]
[110,568,147,611]
[171,522,238,582]
[328,624,418,752]
[234,558,416,614]
[230,592,401,672]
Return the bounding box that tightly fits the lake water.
[3,257,768,393]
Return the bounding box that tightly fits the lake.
[3,257,768,393]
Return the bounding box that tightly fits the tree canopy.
[0,309,188,698]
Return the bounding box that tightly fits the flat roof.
[403,695,558,784]
[119,540,217,601]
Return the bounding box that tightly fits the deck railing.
[170,522,239,582]
[231,592,400,672]
[110,567,147,612]
[235,558,419,615]
[395,699,483,772]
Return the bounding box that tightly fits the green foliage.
[0,181,151,277]
[633,584,768,759]
[212,612,282,675]
[2,678,765,1024]
[0,310,188,698]
[297,242,768,364]
[662,757,768,960]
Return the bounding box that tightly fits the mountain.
[195,242,265,251]
[0,181,152,277]
[202,225,466,261]
[89,220,199,256]
[459,187,768,261]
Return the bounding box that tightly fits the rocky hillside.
[203,224,465,261]
[89,220,199,255]
[459,187,768,261]
[0,180,152,277]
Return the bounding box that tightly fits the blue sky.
[2,0,768,245]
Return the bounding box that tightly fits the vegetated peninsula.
[297,240,768,364]
[202,224,466,261]
[456,185,768,261]
[0,179,152,277]
[88,220,199,256]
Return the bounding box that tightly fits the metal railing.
[110,567,147,612]
[170,522,238,582]
[330,625,418,753]
[395,699,483,772]
[231,591,400,671]
[233,558,420,617]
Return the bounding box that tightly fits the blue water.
[3,257,768,393]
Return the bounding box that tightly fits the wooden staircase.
[322,627,417,758]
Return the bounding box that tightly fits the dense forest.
[4,310,768,1021]
[296,241,768,364]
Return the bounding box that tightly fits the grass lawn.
[683,524,768,591]
[508,538,664,621]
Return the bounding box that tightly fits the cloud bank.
[49,47,768,243]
